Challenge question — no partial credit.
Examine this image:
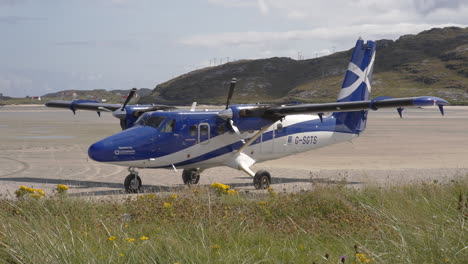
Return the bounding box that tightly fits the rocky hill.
[140,27,468,105]
[42,88,153,103]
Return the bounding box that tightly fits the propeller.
[121,88,137,111]
[217,78,246,143]
[112,88,138,129]
[225,78,237,109]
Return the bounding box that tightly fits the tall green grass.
[0,179,466,263]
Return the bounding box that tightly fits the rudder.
[333,39,376,134]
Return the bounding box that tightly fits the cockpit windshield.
[134,114,166,129]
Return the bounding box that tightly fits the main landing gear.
[253,170,271,190]
[124,167,142,193]
[181,167,271,190]
[182,168,201,184]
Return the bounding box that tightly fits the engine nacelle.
[220,105,276,131]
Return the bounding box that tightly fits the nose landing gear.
[124,167,142,193]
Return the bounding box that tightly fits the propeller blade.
[121,88,137,111]
[225,78,237,110]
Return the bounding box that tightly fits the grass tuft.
[0,179,466,263]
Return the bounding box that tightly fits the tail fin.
[333,39,376,134]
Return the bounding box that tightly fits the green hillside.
[140,27,468,105]
[41,88,153,104]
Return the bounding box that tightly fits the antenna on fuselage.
[190,102,197,111]
[225,78,237,109]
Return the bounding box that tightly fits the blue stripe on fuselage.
[120,115,356,168]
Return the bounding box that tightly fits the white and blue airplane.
[46,39,449,192]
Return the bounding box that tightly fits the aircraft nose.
[88,139,114,162]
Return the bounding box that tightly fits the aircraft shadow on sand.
[0,176,362,197]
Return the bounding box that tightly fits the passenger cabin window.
[189,125,197,136]
[162,119,176,133]
[218,124,226,135]
[276,123,283,132]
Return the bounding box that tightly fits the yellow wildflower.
[125,238,136,242]
[15,185,45,198]
[170,194,178,200]
[29,193,44,199]
[356,253,371,263]
[119,253,125,257]
[258,201,267,206]
[140,236,149,240]
[210,182,230,191]
[108,236,116,241]
[124,224,129,228]
[145,193,156,199]
[56,184,69,194]
[267,187,277,197]
[211,244,221,250]
[163,202,171,208]
[227,189,238,195]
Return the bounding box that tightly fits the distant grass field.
[0,179,466,263]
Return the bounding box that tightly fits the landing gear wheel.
[124,174,142,193]
[253,170,271,190]
[182,168,200,185]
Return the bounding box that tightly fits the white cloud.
[207,0,468,22]
[180,23,467,48]
[209,0,271,15]
[257,0,269,15]
[207,0,256,8]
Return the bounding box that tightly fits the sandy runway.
[0,105,467,197]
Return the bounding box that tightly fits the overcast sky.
[1,0,467,97]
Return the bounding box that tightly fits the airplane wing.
[46,100,123,112]
[239,96,449,119]
[45,100,174,114]
[45,89,176,130]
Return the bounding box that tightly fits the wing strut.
[224,124,272,177]
[237,125,271,154]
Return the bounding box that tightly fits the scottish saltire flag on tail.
[333,39,376,134]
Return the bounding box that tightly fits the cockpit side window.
[162,119,176,133]
[135,114,166,129]
[147,116,166,128]
[134,114,147,126]
[276,123,283,132]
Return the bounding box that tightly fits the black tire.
[253,170,271,190]
[182,168,200,184]
[124,174,142,193]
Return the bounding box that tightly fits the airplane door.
[156,118,179,156]
[273,122,286,153]
[198,123,210,144]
